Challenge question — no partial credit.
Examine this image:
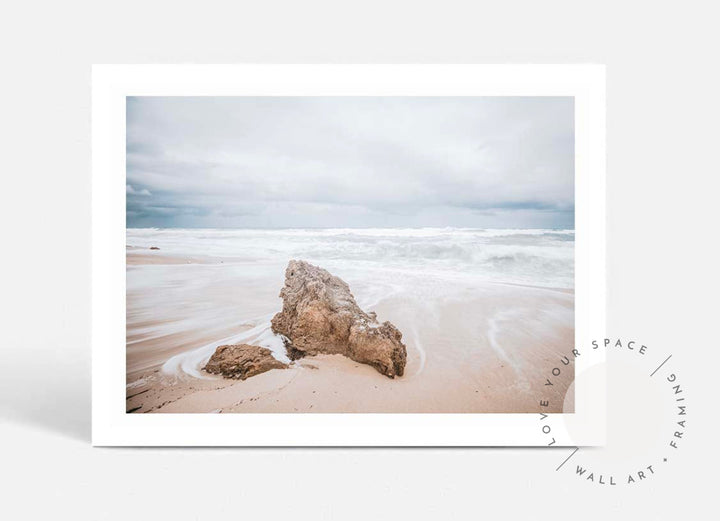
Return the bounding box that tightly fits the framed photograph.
[92,64,605,446]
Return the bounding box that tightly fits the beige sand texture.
[126,252,574,414]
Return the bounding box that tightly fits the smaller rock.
[204,344,287,380]
[150,246,160,250]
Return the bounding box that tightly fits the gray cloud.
[126,96,574,229]
[126,184,152,196]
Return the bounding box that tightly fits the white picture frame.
[92,64,606,446]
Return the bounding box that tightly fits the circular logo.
[539,338,688,486]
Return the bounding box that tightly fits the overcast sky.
[126,96,574,229]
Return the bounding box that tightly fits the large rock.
[204,344,287,380]
[271,260,407,378]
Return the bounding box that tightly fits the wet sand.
[126,251,575,414]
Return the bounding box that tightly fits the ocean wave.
[127,227,574,288]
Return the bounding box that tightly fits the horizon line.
[126,225,576,231]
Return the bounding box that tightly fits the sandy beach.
[126,229,574,414]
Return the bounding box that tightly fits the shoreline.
[126,251,575,414]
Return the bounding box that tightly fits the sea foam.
[127,227,574,289]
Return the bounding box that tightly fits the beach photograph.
[125,96,575,414]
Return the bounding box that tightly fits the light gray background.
[0,1,717,519]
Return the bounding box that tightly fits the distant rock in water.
[204,344,287,380]
[149,246,160,250]
[271,260,407,378]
